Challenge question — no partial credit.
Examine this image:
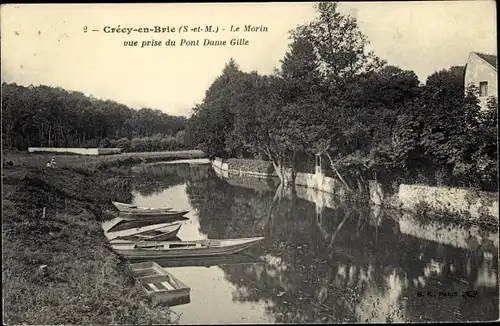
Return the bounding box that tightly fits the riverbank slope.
[2,154,180,324]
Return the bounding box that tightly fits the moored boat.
[106,216,190,233]
[106,222,182,240]
[119,210,189,220]
[112,201,173,213]
[109,223,182,242]
[129,261,190,306]
[111,237,265,259]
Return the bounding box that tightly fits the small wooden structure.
[130,261,190,307]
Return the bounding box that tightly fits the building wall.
[464,53,497,110]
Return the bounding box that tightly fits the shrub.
[99,138,111,148]
[115,138,131,152]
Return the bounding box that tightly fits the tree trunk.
[290,151,298,188]
[325,152,352,192]
[356,176,364,194]
[267,183,284,236]
[328,209,351,248]
[264,147,284,184]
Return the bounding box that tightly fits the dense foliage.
[186,2,498,191]
[1,83,187,151]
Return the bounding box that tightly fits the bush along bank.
[2,166,175,324]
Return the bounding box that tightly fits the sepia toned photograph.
[1,1,498,324]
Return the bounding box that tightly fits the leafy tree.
[175,130,186,148]
[1,83,187,150]
[151,133,163,151]
[186,59,243,158]
[115,137,131,152]
[141,137,153,152]
[292,2,386,89]
[282,2,386,190]
[130,137,143,152]
[160,135,177,150]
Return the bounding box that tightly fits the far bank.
[211,157,499,228]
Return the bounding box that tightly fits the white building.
[464,52,497,111]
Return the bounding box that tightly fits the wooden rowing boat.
[106,222,182,240]
[112,201,173,213]
[119,210,189,220]
[106,216,190,233]
[109,223,182,242]
[129,261,190,306]
[111,237,265,259]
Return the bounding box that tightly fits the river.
[102,162,499,323]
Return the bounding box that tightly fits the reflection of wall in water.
[209,162,498,288]
[398,211,498,252]
[197,177,498,322]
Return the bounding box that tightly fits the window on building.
[479,81,488,97]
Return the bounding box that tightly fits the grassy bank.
[2,156,177,324]
[3,150,205,170]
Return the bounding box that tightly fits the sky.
[1,1,497,117]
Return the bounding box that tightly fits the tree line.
[2,82,188,151]
[185,2,498,191]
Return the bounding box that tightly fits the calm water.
[102,163,499,324]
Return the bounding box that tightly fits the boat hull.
[107,222,182,240]
[106,216,190,233]
[112,201,173,213]
[130,261,190,306]
[112,237,264,259]
[110,223,182,242]
[119,210,189,220]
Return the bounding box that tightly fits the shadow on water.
[124,163,498,323]
[132,163,211,196]
[138,253,264,268]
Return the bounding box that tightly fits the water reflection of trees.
[185,175,499,323]
[132,163,211,196]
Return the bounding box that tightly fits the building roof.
[475,52,497,70]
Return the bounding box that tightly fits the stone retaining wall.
[398,184,498,220]
[211,158,499,221]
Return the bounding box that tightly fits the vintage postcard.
[1,1,498,324]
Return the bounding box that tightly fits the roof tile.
[475,52,497,69]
